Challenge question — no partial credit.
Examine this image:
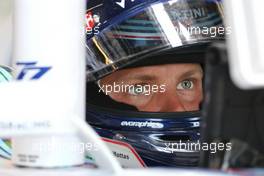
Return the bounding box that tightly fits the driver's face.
[100,63,203,112]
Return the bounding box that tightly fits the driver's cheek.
[108,88,202,112]
[138,90,202,112]
[108,92,152,109]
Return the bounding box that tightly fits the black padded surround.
[200,42,264,168]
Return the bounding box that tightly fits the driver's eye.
[177,80,194,90]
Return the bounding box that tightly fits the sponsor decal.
[121,120,164,129]
[16,62,51,80]
[85,12,96,31]
[115,0,136,9]
[85,11,101,35]
[102,138,146,168]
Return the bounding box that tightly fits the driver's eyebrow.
[179,68,203,80]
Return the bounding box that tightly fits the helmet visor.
[86,0,225,81]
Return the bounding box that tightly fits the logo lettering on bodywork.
[16,62,51,80]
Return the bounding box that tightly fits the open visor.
[86,0,225,81]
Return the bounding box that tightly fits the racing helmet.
[85,0,225,167]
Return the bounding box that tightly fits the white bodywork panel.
[225,0,264,89]
[0,0,13,66]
